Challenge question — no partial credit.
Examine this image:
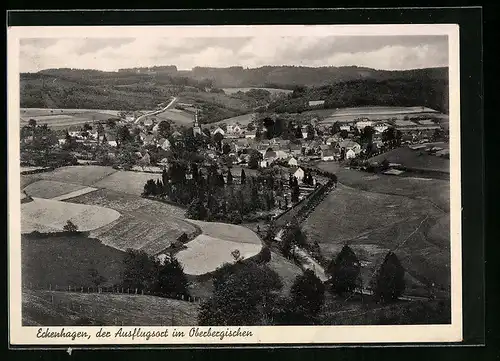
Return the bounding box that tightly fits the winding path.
[134,97,178,124]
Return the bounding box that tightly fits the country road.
[134,97,178,124]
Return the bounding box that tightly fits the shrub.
[63,220,78,233]
[330,244,361,295]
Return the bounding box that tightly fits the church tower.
[193,109,202,136]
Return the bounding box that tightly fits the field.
[266,251,303,294]
[69,189,196,254]
[22,233,125,289]
[315,161,450,211]
[23,290,198,326]
[187,219,262,245]
[20,108,120,130]
[303,182,450,296]
[93,170,162,196]
[23,180,89,199]
[21,198,121,233]
[38,166,118,186]
[222,87,293,95]
[154,109,195,126]
[176,234,262,276]
[367,147,450,174]
[213,112,257,127]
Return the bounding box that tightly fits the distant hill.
[20,65,449,116]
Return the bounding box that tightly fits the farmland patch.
[39,166,118,186]
[22,198,121,233]
[176,234,262,276]
[368,147,450,174]
[23,180,88,199]
[23,290,198,326]
[93,171,162,196]
[187,219,262,245]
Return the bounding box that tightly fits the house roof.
[322,148,338,156]
[339,140,360,149]
[289,166,304,174]
[171,131,182,137]
[264,150,277,159]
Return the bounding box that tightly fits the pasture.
[187,219,262,245]
[93,170,162,196]
[20,108,120,130]
[368,147,450,174]
[21,198,121,234]
[267,251,303,294]
[176,234,262,276]
[23,180,88,199]
[315,161,450,211]
[213,113,257,127]
[302,183,450,295]
[22,233,125,289]
[39,166,118,186]
[23,290,198,326]
[154,109,195,126]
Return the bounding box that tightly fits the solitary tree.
[372,251,405,303]
[63,220,78,233]
[227,170,234,185]
[240,169,246,185]
[330,244,361,295]
[289,270,325,324]
[155,256,190,297]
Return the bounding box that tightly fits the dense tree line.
[267,78,449,114]
[143,164,293,224]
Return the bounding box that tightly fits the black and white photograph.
[8,23,462,345]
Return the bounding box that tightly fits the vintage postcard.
[8,23,461,346]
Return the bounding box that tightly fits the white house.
[275,150,289,160]
[159,138,171,151]
[245,131,256,139]
[143,118,153,127]
[346,149,356,159]
[355,120,373,130]
[308,100,325,107]
[288,157,298,167]
[374,123,390,133]
[339,140,362,154]
[227,124,242,134]
[260,160,268,168]
[291,167,305,182]
[301,126,309,139]
[340,124,351,131]
[212,127,225,136]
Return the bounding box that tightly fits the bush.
[63,220,78,233]
[330,244,361,295]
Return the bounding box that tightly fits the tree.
[121,249,159,291]
[248,150,262,169]
[255,125,263,141]
[222,142,231,155]
[291,182,300,203]
[372,251,405,303]
[96,123,105,144]
[155,255,189,297]
[294,126,303,139]
[158,121,171,138]
[306,124,315,140]
[143,179,157,196]
[198,262,283,326]
[280,219,307,257]
[63,220,78,233]
[186,197,208,220]
[331,121,341,135]
[360,126,375,145]
[227,170,234,185]
[330,244,361,295]
[106,118,117,128]
[289,270,325,323]
[240,169,246,185]
[28,118,37,129]
[88,268,106,287]
[83,122,93,131]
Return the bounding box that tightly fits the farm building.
[340,124,351,131]
[288,157,298,167]
[260,160,269,168]
[227,124,242,134]
[308,100,325,107]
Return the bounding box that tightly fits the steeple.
[193,108,202,136]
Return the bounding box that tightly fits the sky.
[19,35,449,73]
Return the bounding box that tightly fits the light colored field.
[23,180,88,199]
[394,119,418,127]
[329,106,438,117]
[213,113,257,127]
[20,166,51,174]
[21,108,120,117]
[21,197,121,233]
[222,87,293,95]
[39,166,118,186]
[187,219,262,245]
[176,234,262,275]
[23,290,198,326]
[155,109,195,125]
[20,109,120,129]
[93,171,162,196]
